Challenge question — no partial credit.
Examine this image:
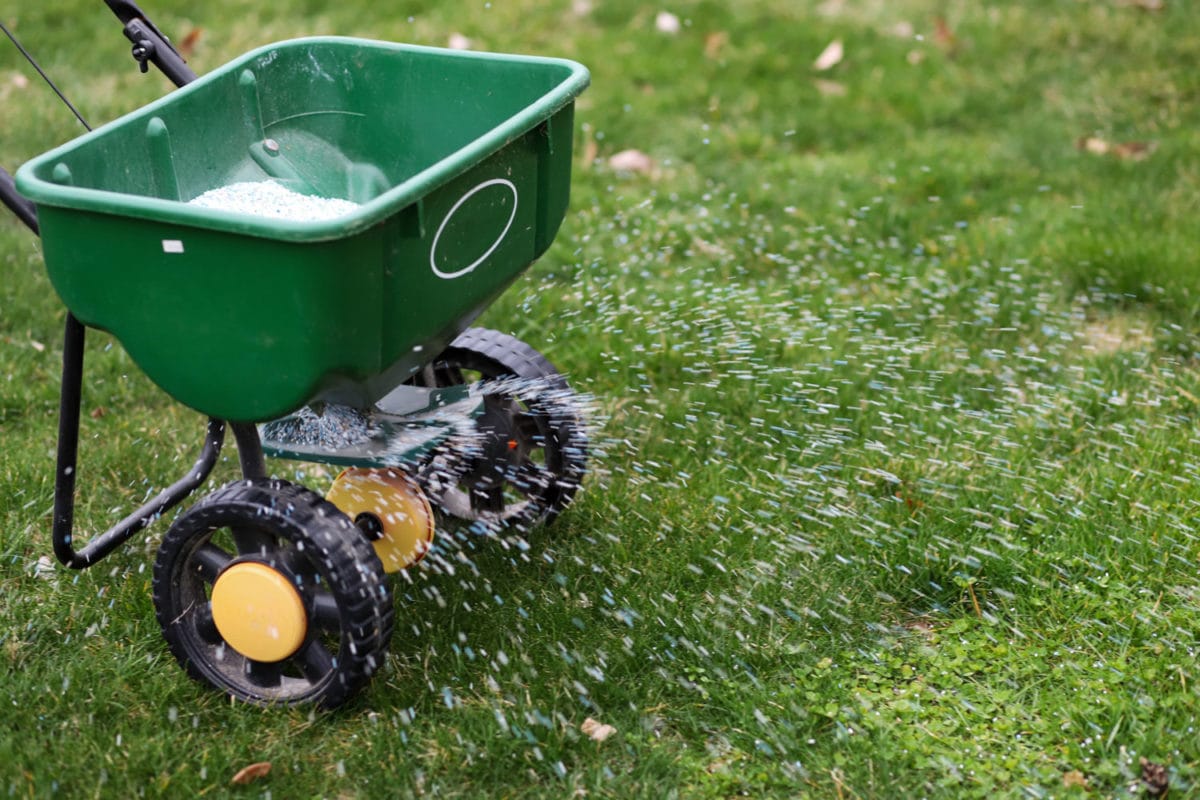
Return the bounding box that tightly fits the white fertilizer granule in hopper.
[188,181,360,222]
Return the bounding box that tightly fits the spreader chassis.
[0,0,590,708]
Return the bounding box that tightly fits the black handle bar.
[1,2,196,234]
[0,168,37,234]
[105,0,197,86]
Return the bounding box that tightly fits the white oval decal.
[430,178,519,279]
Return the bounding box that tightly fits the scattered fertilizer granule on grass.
[188,181,359,221]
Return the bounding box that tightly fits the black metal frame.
[104,0,196,85]
[0,168,39,233]
[2,1,264,569]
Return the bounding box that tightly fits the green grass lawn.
[4,0,1200,797]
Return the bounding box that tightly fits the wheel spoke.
[194,602,223,645]
[295,640,336,683]
[231,525,275,556]
[244,657,283,689]
[311,591,342,632]
[191,543,231,582]
[414,363,467,387]
[515,462,557,496]
[481,393,520,425]
[513,410,545,444]
[471,485,507,514]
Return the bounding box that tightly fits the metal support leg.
[227,421,277,553]
[231,422,268,480]
[51,313,226,569]
[50,314,86,567]
[17,5,210,571]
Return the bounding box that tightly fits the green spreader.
[7,9,592,711]
[17,36,588,422]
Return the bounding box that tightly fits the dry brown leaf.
[581,137,598,170]
[1076,136,1157,161]
[1118,0,1164,9]
[1062,770,1089,790]
[1140,758,1169,797]
[89,406,107,419]
[608,149,654,173]
[571,0,593,16]
[706,757,733,774]
[29,340,44,352]
[178,28,202,58]
[814,79,846,97]
[906,49,925,65]
[704,31,729,59]
[231,762,272,785]
[1112,140,1157,161]
[933,17,957,52]
[691,237,729,259]
[813,39,844,71]
[904,617,936,639]
[889,21,915,38]
[34,556,56,582]
[1077,135,1109,155]
[580,717,617,742]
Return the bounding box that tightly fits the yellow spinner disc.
[326,468,435,572]
[210,562,308,663]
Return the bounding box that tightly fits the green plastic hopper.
[15,37,589,422]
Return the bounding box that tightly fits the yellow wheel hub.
[211,562,308,663]
[326,468,435,573]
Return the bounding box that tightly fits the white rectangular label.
[162,239,185,254]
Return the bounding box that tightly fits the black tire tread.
[152,479,393,709]
[427,327,589,526]
[443,327,567,389]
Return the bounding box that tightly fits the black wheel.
[408,327,589,532]
[152,479,393,709]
